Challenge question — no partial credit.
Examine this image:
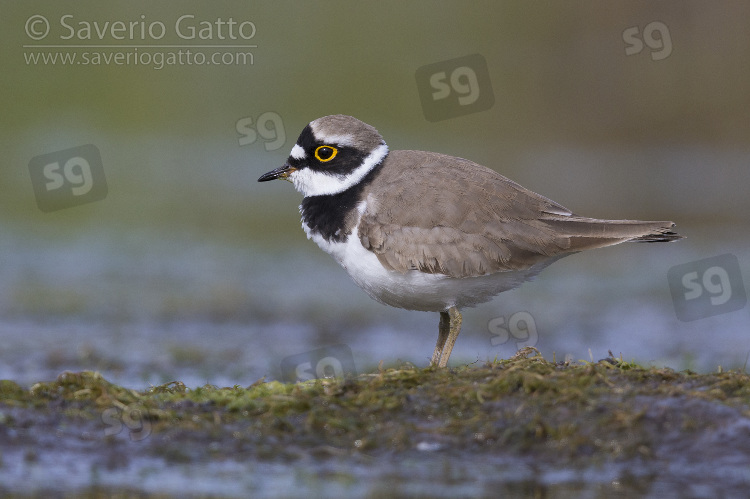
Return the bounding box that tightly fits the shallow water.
[1,221,748,391]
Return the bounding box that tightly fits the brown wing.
[358,150,681,278]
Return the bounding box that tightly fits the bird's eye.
[314,145,338,162]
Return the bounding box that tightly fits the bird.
[258,115,683,368]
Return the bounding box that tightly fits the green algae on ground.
[2,348,750,465]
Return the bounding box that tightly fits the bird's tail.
[544,217,684,252]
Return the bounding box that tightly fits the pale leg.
[430,311,451,366]
[438,307,462,368]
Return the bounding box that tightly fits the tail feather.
[543,217,684,252]
[629,224,684,243]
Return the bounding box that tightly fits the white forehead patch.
[309,122,356,147]
[315,132,356,147]
[289,143,388,197]
[290,144,306,160]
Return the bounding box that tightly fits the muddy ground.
[1,348,750,498]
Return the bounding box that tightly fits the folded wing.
[358,150,682,278]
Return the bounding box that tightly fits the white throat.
[290,143,388,197]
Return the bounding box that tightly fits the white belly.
[301,203,557,312]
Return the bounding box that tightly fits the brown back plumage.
[358,150,682,278]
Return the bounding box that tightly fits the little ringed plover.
[258,115,683,368]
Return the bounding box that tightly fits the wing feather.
[358,150,680,278]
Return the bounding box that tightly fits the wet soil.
[1,348,749,497]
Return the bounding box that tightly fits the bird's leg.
[430,311,451,366]
[438,307,462,368]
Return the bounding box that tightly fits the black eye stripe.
[288,125,373,176]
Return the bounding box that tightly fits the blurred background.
[1,1,749,389]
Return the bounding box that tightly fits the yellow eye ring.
[314,145,338,162]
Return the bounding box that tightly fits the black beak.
[258,163,297,182]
